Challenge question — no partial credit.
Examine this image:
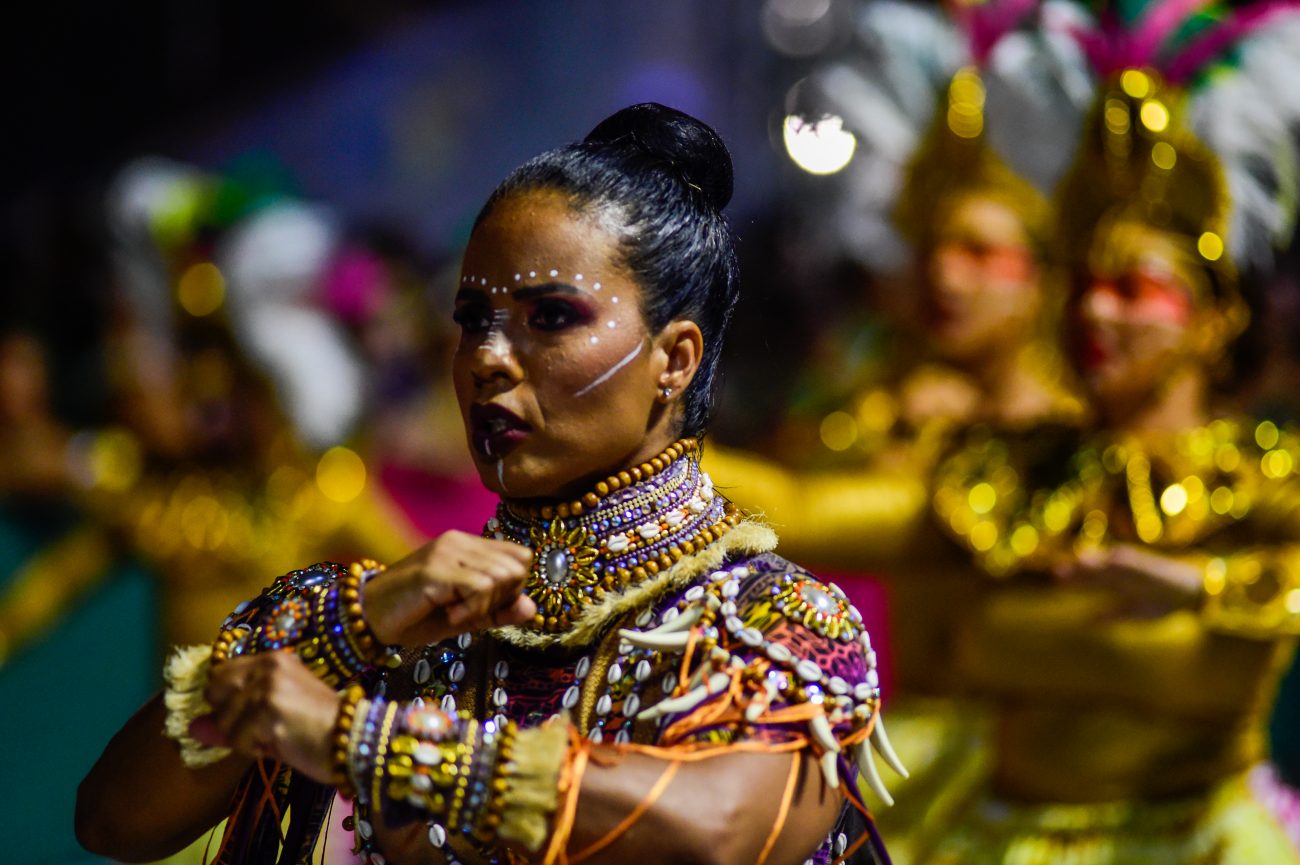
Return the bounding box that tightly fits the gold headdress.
[1056,0,1300,287]
[1057,68,1238,300]
[893,67,1054,257]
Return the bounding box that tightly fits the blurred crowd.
[8,0,1300,863]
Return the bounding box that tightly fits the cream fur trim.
[498,720,569,851]
[163,643,232,768]
[492,520,777,650]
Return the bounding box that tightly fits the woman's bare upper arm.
[76,691,253,863]
[563,748,842,865]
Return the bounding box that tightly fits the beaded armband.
[349,700,565,853]
[215,560,397,685]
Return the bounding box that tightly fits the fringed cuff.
[163,643,231,768]
[498,720,569,852]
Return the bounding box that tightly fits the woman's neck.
[1101,366,1211,437]
[503,433,688,515]
[974,341,1073,427]
[488,438,735,634]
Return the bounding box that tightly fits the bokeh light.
[783,114,856,175]
[316,446,367,503]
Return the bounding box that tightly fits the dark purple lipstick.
[469,403,531,460]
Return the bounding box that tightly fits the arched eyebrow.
[455,282,590,305]
[454,287,489,304]
[512,282,585,302]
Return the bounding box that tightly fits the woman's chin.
[472,457,512,497]
[473,452,559,501]
[1087,375,1152,417]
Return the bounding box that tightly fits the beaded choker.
[485,438,740,632]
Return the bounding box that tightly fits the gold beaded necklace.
[505,438,699,521]
[487,438,742,631]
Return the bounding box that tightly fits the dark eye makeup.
[528,296,594,332]
[452,303,493,334]
[452,281,599,338]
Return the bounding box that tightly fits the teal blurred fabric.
[1272,655,1300,787]
[0,500,159,864]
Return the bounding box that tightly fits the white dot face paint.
[454,187,674,499]
[489,268,644,400]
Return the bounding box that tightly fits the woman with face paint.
[916,63,1300,863]
[77,104,897,865]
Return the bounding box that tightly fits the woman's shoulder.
[624,546,894,795]
[729,551,875,677]
[641,548,878,695]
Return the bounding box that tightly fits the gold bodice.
[704,418,1300,802]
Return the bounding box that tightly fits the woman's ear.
[651,320,703,403]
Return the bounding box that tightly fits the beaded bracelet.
[370,700,402,812]
[330,685,368,797]
[210,627,238,664]
[348,697,389,805]
[352,702,523,845]
[480,720,516,834]
[338,559,389,663]
[345,702,567,855]
[445,721,479,834]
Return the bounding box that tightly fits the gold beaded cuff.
[357,707,567,854]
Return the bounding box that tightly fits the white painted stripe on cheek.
[573,341,644,397]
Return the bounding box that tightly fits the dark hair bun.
[585,103,734,210]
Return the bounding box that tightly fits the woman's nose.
[930,245,977,296]
[469,317,524,389]
[1080,281,1122,322]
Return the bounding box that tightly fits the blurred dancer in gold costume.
[86,316,417,648]
[922,48,1300,858]
[708,5,1088,861]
